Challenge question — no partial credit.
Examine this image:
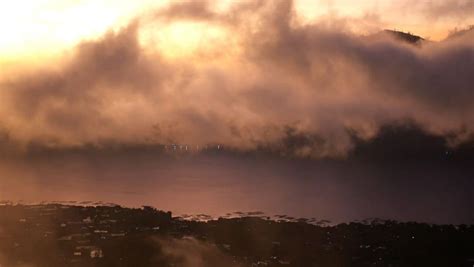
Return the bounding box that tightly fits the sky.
[0,0,473,223]
[1,0,473,61]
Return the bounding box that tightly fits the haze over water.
[0,0,473,228]
[1,150,472,224]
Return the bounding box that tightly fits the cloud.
[155,236,242,267]
[0,0,473,157]
[423,0,474,20]
[149,0,265,24]
[394,0,474,22]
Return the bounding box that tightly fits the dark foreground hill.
[0,204,473,267]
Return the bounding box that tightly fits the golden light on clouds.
[0,0,473,158]
[0,0,162,62]
[1,0,472,65]
[139,21,231,60]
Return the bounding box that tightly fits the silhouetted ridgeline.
[383,30,424,44]
[0,204,473,267]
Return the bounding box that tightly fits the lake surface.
[1,152,472,224]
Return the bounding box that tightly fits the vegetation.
[0,204,472,266]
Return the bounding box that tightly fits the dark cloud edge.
[1,1,473,160]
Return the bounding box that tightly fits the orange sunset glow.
[0,1,474,266]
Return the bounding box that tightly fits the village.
[0,203,473,266]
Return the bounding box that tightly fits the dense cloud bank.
[1,0,473,157]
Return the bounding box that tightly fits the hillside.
[0,204,473,267]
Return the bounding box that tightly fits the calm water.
[1,152,472,224]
